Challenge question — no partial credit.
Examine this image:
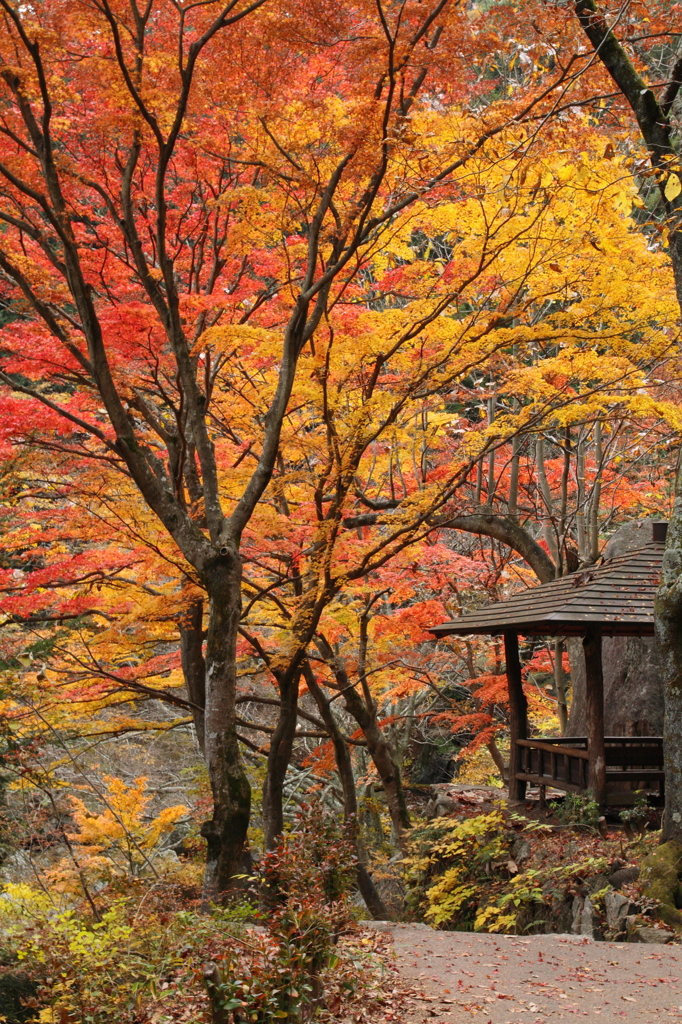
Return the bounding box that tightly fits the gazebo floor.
[516,736,664,807]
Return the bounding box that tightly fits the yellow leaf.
[665,172,681,201]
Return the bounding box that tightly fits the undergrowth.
[0,803,377,1023]
[403,810,612,934]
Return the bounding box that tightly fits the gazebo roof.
[429,541,664,639]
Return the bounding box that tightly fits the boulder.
[552,896,576,935]
[586,874,611,895]
[608,866,640,889]
[511,837,531,866]
[425,792,460,818]
[140,848,180,876]
[571,893,604,939]
[580,896,602,939]
[434,797,459,817]
[640,842,682,930]
[604,890,631,933]
[629,925,675,944]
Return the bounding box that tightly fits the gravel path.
[367,922,682,1023]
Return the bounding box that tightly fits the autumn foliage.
[0,0,680,1017]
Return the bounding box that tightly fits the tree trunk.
[313,638,410,841]
[262,671,300,849]
[554,638,568,734]
[656,472,682,843]
[180,597,207,754]
[200,549,251,901]
[342,687,411,841]
[304,665,390,919]
[487,739,507,783]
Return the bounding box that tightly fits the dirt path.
[367,922,682,1023]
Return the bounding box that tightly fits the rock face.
[567,520,664,737]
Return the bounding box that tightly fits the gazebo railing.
[516,737,664,802]
[516,738,589,792]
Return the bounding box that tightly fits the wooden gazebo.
[429,523,668,808]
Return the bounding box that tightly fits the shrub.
[619,791,651,835]
[549,793,600,829]
[219,800,358,1021]
[0,965,38,1024]
[0,802,364,1023]
[403,811,513,929]
[404,811,609,934]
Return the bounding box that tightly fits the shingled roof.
[429,541,664,638]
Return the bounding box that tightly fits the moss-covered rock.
[640,842,682,930]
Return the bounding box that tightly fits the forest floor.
[365,922,682,1024]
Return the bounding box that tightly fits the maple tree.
[1,0,569,894]
[1,0,682,916]
[2,122,679,869]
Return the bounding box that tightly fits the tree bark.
[487,739,508,783]
[584,628,606,809]
[554,638,568,734]
[303,664,390,919]
[343,514,556,585]
[505,631,528,802]
[199,550,251,901]
[262,670,300,849]
[447,515,556,584]
[179,597,206,754]
[342,687,410,840]
[314,637,410,841]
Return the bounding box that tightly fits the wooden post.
[583,627,606,808]
[505,631,528,802]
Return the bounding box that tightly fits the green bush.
[549,793,601,829]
